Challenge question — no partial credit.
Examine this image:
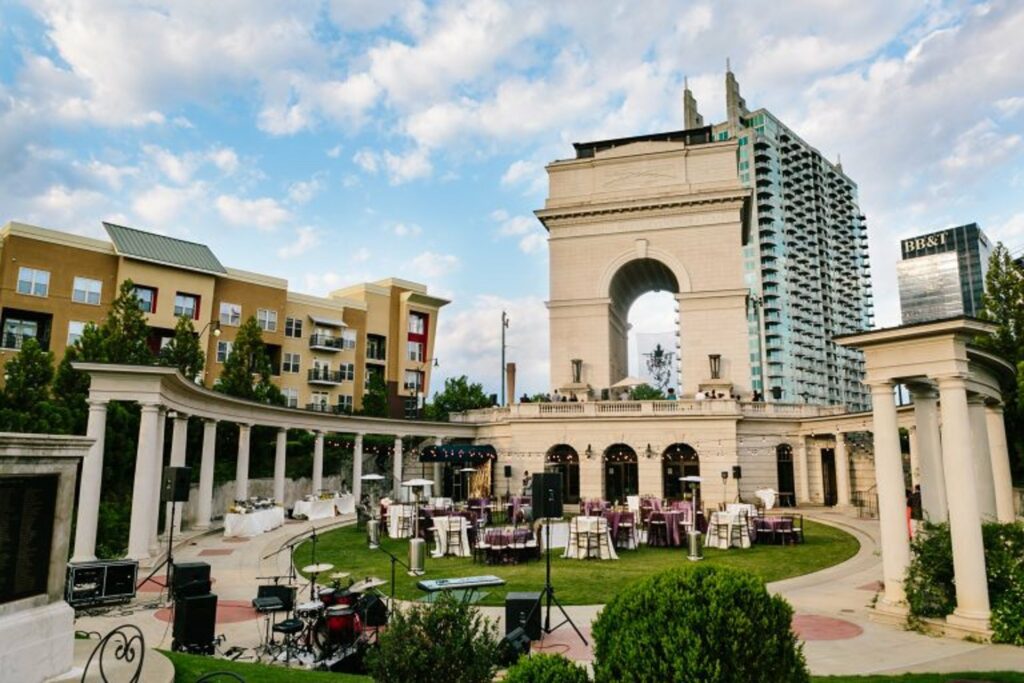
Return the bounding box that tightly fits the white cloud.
[941,119,1021,173]
[326,144,343,158]
[496,215,534,236]
[75,159,138,190]
[518,232,546,254]
[491,210,546,254]
[25,184,108,229]
[501,159,546,194]
[277,226,320,259]
[215,194,291,231]
[208,147,239,174]
[392,222,422,237]
[353,148,380,173]
[143,144,198,184]
[132,182,205,227]
[383,147,432,184]
[351,246,371,262]
[409,251,459,279]
[287,176,324,204]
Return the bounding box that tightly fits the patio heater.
[459,467,476,502]
[402,478,433,576]
[720,470,729,507]
[681,475,704,561]
[361,473,386,548]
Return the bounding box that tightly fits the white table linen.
[754,489,777,510]
[726,503,758,518]
[387,504,417,538]
[224,506,285,538]
[563,516,618,560]
[431,516,471,557]
[704,511,752,549]
[336,494,355,515]
[293,498,336,521]
[429,497,454,509]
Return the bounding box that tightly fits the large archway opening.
[545,444,580,504]
[776,444,795,507]
[609,259,680,393]
[604,443,638,502]
[662,443,699,499]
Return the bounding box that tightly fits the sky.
[2,0,1023,398]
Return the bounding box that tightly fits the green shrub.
[591,565,808,683]
[904,521,1024,645]
[365,591,499,683]
[504,653,590,683]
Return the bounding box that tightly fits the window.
[339,363,354,381]
[341,329,356,350]
[407,340,424,362]
[72,277,102,305]
[257,308,278,332]
[283,352,301,373]
[67,321,85,346]
[282,388,299,408]
[338,394,353,412]
[367,334,386,361]
[134,286,157,313]
[220,302,241,326]
[310,391,330,410]
[174,293,200,319]
[404,369,424,392]
[17,267,50,297]
[408,312,426,335]
[2,318,38,349]
[285,317,303,338]
[216,340,233,363]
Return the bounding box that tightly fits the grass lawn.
[293,518,858,606]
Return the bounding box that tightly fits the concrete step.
[51,637,174,683]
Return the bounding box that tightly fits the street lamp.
[197,320,221,384]
[500,311,509,406]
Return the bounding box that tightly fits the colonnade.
[69,399,446,563]
[871,376,1015,632]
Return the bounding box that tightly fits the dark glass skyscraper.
[897,223,991,324]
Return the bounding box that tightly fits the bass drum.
[313,607,363,656]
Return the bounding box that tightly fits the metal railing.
[307,368,342,384]
[450,400,847,423]
[80,624,145,682]
[308,334,343,350]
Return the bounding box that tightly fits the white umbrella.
[402,478,435,487]
[610,376,647,389]
[680,475,703,482]
[361,473,385,481]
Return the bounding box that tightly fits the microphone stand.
[373,544,411,606]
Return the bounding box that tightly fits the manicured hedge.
[504,653,590,683]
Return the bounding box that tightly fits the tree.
[158,315,205,382]
[53,322,107,434]
[424,375,492,421]
[102,279,154,365]
[631,383,665,400]
[977,244,1024,482]
[0,338,68,433]
[214,316,284,405]
[360,371,389,417]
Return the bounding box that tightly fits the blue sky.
[2,1,1023,397]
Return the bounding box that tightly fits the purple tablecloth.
[485,528,532,545]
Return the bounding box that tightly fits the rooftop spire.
[683,75,704,129]
[725,60,748,129]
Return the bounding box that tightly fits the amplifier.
[505,591,541,640]
[66,560,138,608]
[173,593,217,655]
[172,561,211,600]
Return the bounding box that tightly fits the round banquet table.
[704,511,752,549]
[223,506,285,538]
[431,516,472,557]
[563,516,618,560]
[387,504,417,538]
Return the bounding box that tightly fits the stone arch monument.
[536,133,753,398]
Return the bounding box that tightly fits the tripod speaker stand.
[526,486,587,645]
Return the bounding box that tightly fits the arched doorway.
[776,444,795,507]
[545,444,580,504]
[604,444,638,502]
[608,258,681,387]
[662,443,699,499]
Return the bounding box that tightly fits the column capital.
[865,379,895,393]
[984,399,1005,413]
[934,373,970,389]
[87,398,109,410]
[139,401,162,414]
[170,410,190,421]
[202,417,219,425]
[277,426,288,434]
[237,421,253,431]
[906,382,938,400]
[966,394,989,406]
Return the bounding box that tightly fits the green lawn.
[293,518,859,606]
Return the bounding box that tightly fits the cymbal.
[329,571,351,580]
[349,577,387,592]
[302,563,335,574]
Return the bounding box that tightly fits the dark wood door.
[820,448,838,507]
[776,451,795,507]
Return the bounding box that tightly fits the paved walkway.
[74,510,1024,676]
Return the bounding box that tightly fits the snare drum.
[318,586,336,606]
[296,600,323,620]
[324,605,362,644]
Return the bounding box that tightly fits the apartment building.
[0,220,447,418]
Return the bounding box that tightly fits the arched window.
[776,444,795,507]
[662,443,699,499]
[545,444,580,504]
[603,444,638,502]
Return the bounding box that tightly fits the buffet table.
[224,506,285,538]
[293,498,337,521]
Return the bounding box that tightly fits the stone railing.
[450,400,847,423]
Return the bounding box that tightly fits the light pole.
[198,320,221,384]
[500,311,509,406]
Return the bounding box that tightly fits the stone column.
[911,387,947,522]
[312,431,325,495]
[127,403,162,561]
[432,437,444,498]
[795,437,810,504]
[352,433,364,503]
[235,423,251,500]
[967,397,997,521]
[937,375,990,629]
[393,436,404,499]
[149,407,167,555]
[166,412,189,535]
[907,427,920,489]
[835,433,852,508]
[869,381,912,610]
[985,403,1016,523]
[195,419,217,529]
[72,399,108,562]
[274,428,288,504]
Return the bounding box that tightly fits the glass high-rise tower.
[897,223,991,324]
[685,68,874,409]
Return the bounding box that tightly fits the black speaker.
[530,472,562,519]
[359,592,389,627]
[173,593,217,654]
[161,466,192,502]
[732,465,742,480]
[499,627,532,666]
[505,591,541,640]
[172,561,211,599]
[504,465,513,478]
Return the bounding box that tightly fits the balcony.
[309,334,343,352]
[307,368,343,385]
[305,402,351,415]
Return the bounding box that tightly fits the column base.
[69,554,98,564]
[869,596,909,629]
[945,610,992,640]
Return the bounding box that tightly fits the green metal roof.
[103,222,226,275]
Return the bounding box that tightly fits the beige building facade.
[0,221,447,419]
